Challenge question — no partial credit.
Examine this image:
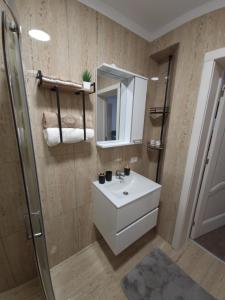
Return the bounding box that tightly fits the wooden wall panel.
[12,0,225,268]
[144,8,225,242]
[14,0,149,267]
[0,34,37,293]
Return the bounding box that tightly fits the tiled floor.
[51,231,225,300]
[0,278,44,300]
[2,231,225,300]
[195,226,225,263]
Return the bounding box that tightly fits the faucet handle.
[115,170,125,178]
[115,170,120,177]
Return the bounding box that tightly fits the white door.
[191,89,225,238]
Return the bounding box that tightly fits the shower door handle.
[24,211,43,240]
[32,211,43,238]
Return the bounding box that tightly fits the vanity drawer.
[113,208,158,255]
[117,188,160,232]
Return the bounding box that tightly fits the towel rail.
[36,70,95,143]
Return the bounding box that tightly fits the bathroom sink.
[93,171,161,208]
[92,171,161,255]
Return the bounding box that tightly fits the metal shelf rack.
[36,70,95,143]
[149,106,169,114]
[147,55,173,183]
[147,142,164,151]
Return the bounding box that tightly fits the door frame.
[191,88,225,239]
[172,47,225,249]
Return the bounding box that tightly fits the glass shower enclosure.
[1,3,55,300]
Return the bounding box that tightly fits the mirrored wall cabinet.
[96,64,148,148]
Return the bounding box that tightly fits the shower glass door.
[1,9,55,300]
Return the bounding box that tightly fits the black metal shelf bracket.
[37,70,63,143]
[81,91,86,141]
[37,70,96,143]
[52,86,63,143]
[36,70,42,85]
[156,55,173,183]
[149,106,169,115]
[90,82,96,94]
[75,82,95,141]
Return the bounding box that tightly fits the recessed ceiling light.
[150,77,159,81]
[28,29,50,42]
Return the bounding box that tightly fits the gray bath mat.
[122,248,215,300]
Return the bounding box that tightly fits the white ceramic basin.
[93,171,161,208]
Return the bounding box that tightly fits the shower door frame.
[1,5,55,300]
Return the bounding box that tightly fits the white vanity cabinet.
[92,171,161,255]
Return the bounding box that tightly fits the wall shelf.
[149,106,169,115]
[147,142,164,151]
[36,70,95,94]
[36,70,95,143]
[147,55,173,183]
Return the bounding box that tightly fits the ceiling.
[78,0,225,41]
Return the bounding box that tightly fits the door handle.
[32,211,43,238]
[24,211,43,240]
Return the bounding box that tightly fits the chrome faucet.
[115,170,125,180]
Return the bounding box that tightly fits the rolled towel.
[42,112,93,129]
[42,112,80,128]
[43,128,94,147]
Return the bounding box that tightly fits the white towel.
[43,128,94,147]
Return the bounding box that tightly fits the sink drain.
[123,191,129,195]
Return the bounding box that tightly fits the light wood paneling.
[14,0,149,267]
[0,16,37,292]
[0,240,14,292]
[0,73,20,163]
[144,8,225,242]
[45,210,78,267]
[13,0,225,269]
[0,161,25,238]
[3,230,37,286]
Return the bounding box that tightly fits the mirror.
[97,73,121,141]
[96,64,148,148]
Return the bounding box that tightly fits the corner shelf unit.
[147,55,173,183]
[149,106,169,117]
[147,142,164,151]
[36,70,95,143]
